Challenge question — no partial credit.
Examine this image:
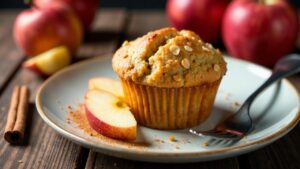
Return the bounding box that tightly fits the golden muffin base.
[120,78,221,129]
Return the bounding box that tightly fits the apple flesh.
[13,3,83,57]
[88,77,124,98]
[23,46,71,76]
[222,0,299,67]
[85,90,137,140]
[34,0,99,30]
[167,0,231,43]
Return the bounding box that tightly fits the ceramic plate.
[36,56,300,163]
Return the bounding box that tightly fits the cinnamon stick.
[4,85,30,145]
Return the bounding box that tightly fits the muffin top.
[112,27,227,88]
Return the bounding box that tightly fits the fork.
[190,54,300,140]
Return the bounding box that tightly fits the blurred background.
[0,0,299,9]
[1,0,165,9]
[4,0,300,69]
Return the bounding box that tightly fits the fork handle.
[245,54,300,106]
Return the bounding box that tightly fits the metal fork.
[190,54,300,140]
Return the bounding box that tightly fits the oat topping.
[206,43,214,49]
[112,27,227,87]
[181,58,190,69]
[202,46,210,52]
[214,64,220,72]
[173,74,181,82]
[170,45,180,55]
[184,45,193,52]
[122,40,129,46]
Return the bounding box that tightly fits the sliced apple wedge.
[23,46,71,76]
[88,77,124,98]
[85,89,137,140]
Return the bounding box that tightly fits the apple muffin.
[112,27,227,129]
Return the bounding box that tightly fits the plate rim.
[36,55,300,157]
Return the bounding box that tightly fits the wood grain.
[0,9,127,169]
[0,10,25,93]
[126,10,170,39]
[1,9,300,169]
[238,125,300,169]
[77,9,127,59]
[90,153,239,169]
[86,153,239,169]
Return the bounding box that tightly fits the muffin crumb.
[169,135,176,142]
[224,93,231,100]
[202,142,209,147]
[181,58,190,69]
[154,138,165,143]
[231,101,241,108]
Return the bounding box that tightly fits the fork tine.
[189,129,241,140]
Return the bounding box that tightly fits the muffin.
[112,27,226,129]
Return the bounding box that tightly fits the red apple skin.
[222,0,299,67]
[13,3,83,57]
[34,0,98,30]
[167,0,231,43]
[85,105,136,141]
[23,61,48,77]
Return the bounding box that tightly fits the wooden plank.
[0,69,86,169]
[88,10,240,169]
[287,76,300,91]
[90,153,239,169]
[0,9,127,169]
[77,8,127,59]
[238,126,300,169]
[0,10,25,93]
[126,10,170,39]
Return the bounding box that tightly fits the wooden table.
[1,9,300,169]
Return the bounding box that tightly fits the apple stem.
[24,0,37,8]
[258,0,278,5]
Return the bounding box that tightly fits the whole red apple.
[167,0,231,43]
[34,0,99,30]
[222,0,299,67]
[14,3,83,56]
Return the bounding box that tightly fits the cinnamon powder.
[67,104,150,149]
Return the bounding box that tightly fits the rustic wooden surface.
[0,9,300,169]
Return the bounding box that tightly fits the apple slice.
[23,46,71,76]
[85,89,137,140]
[88,77,124,98]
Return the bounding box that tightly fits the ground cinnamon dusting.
[68,104,150,149]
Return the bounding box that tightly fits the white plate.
[36,56,300,163]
